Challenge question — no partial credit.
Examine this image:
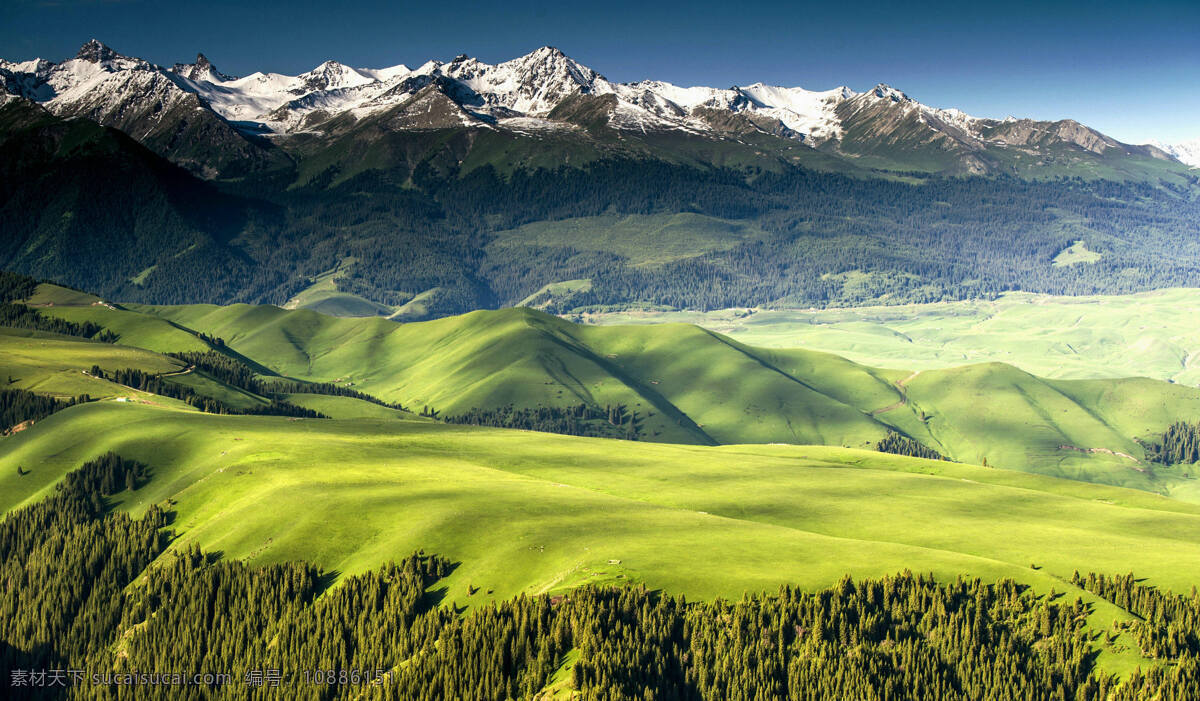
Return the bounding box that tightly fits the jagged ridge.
[0,40,1189,177]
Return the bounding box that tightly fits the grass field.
[0,327,188,401]
[1052,240,1103,267]
[279,392,420,420]
[582,288,1200,385]
[23,289,1200,498]
[518,279,593,309]
[282,258,397,318]
[488,213,768,267]
[5,402,1200,675]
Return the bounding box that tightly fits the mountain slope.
[1,40,286,176]
[0,100,264,299]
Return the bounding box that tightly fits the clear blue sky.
[5,0,1197,143]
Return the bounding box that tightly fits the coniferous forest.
[0,304,117,343]
[874,432,947,461]
[445,404,643,440]
[1,454,1197,699]
[167,351,408,412]
[1148,422,1200,466]
[1,388,87,434]
[86,366,326,419]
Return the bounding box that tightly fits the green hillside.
[6,280,1200,684]
[19,287,1198,498]
[281,258,399,318]
[0,327,188,402]
[5,402,1200,676]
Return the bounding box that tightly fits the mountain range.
[2,40,1193,178]
[1,41,1198,318]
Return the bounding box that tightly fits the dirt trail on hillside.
[1058,444,1145,471]
[869,371,923,415]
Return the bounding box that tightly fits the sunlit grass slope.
[102,303,1200,494]
[278,393,419,420]
[0,327,187,402]
[282,259,396,318]
[23,283,1200,495]
[4,402,1200,674]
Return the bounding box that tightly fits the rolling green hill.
[20,286,1200,499]
[4,401,1200,676]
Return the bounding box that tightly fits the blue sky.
[4,0,1197,143]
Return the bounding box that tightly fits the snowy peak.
[444,46,610,115]
[71,39,150,72]
[171,53,236,83]
[868,84,910,103]
[296,60,374,93]
[507,46,600,87]
[75,39,121,64]
[1151,138,1200,168]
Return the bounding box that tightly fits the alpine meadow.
[3,7,1200,698]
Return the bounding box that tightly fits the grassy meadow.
[5,402,1200,674]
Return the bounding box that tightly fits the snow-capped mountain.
[1151,139,1200,168]
[0,40,1186,177]
[0,40,282,176]
[172,53,236,83]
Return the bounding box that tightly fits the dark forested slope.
[2,101,1198,318]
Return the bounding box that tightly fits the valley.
[5,274,1200,695]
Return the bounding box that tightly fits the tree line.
[1072,571,1199,661]
[1146,421,1200,466]
[1,388,88,435]
[1,270,116,340]
[0,271,39,302]
[0,303,117,343]
[445,403,643,440]
[88,366,326,419]
[2,454,1200,699]
[167,351,408,412]
[874,432,947,461]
